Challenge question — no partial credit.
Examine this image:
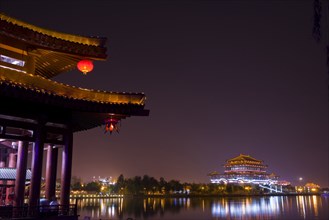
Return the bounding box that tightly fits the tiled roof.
[0,69,149,132]
[0,13,106,48]
[0,168,32,181]
[227,154,262,163]
[0,13,107,78]
[0,69,146,106]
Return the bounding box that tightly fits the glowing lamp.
[105,118,120,134]
[77,60,94,75]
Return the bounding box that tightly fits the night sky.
[1,0,328,187]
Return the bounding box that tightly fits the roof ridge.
[0,69,146,105]
[228,154,262,162]
[0,13,105,47]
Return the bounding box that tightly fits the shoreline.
[70,192,322,199]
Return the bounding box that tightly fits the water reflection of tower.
[211,197,280,218]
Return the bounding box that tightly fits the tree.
[113,174,125,194]
[84,182,101,193]
[167,180,183,193]
[159,177,167,194]
[71,182,83,191]
[71,176,82,190]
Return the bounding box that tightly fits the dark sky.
[1,0,328,187]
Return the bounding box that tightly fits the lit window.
[0,55,25,67]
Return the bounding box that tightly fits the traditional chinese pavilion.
[209,154,278,185]
[0,13,148,217]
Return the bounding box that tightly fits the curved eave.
[0,69,146,106]
[0,80,149,132]
[0,13,107,60]
[224,164,267,168]
[222,172,270,176]
[0,89,149,132]
[0,13,105,47]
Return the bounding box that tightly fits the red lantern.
[77,60,94,75]
[105,118,120,134]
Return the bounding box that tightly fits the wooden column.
[0,148,6,167]
[60,130,73,206]
[29,123,45,207]
[0,148,6,205]
[45,144,58,200]
[14,141,29,207]
[6,148,17,205]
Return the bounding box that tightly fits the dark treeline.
[112,174,184,195]
[71,174,296,196]
[72,174,186,195]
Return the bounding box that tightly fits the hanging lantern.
[104,118,120,134]
[77,60,94,75]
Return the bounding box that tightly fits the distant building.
[93,176,115,186]
[209,154,279,185]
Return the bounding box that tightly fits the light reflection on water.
[211,197,280,218]
[73,195,329,220]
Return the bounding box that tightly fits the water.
[75,195,329,220]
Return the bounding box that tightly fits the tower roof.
[227,154,263,163]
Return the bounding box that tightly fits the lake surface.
[74,195,329,220]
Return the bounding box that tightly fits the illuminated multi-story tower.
[209,154,278,185]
